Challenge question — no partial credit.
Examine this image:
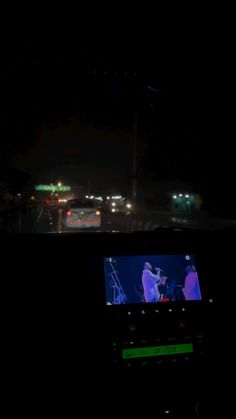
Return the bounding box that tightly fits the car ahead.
[43,196,59,207]
[63,199,101,228]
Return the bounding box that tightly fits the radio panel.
[102,251,212,369]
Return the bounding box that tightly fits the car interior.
[2,228,232,416]
[1,26,233,417]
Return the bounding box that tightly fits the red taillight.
[67,210,72,216]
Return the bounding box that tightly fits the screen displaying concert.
[104,254,202,304]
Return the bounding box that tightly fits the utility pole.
[132,112,137,203]
[87,175,90,195]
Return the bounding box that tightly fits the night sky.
[0,31,233,215]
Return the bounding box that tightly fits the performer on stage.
[142,262,162,302]
[183,265,202,300]
[158,273,170,302]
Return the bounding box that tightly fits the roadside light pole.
[87,175,90,196]
[132,112,137,204]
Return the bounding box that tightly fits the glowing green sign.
[122,343,193,359]
[35,185,71,192]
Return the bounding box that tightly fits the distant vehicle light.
[67,211,72,216]
[126,203,132,209]
[111,202,116,207]
[173,195,177,199]
[185,194,189,198]
[111,208,116,213]
[179,194,183,197]
[96,211,101,215]
[107,196,110,200]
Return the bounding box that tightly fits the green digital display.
[35,185,71,192]
[122,343,193,359]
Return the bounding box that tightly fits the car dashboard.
[2,229,232,416]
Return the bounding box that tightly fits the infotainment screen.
[104,254,202,304]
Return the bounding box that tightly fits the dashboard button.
[128,324,137,332]
[179,320,186,328]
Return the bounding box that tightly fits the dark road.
[1,203,236,234]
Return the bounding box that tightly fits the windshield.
[0,36,234,233]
